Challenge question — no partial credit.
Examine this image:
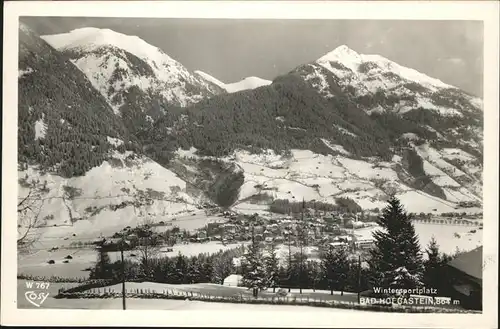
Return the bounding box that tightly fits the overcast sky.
[21,17,483,97]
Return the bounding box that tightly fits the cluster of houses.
[194,211,377,253]
[98,209,378,254]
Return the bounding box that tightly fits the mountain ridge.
[194,70,272,93]
[296,45,482,120]
[18,26,483,239]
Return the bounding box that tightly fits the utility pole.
[287,225,292,293]
[251,221,255,244]
[221,223,225,245]
[299,198,305,294]
[250,221,257,298]
[357,254,361,304]
[120,242,126,310]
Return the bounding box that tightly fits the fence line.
[64,286,331,304]
[411,219,481,227]
[54,286,473,313]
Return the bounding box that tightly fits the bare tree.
[17,177,47,250]
[136,218,162,279]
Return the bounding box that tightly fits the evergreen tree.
[308,261,323,292]
[264,242,280,292]
[200,256,214,282]
[91,248,113,279]
[332,247,350,296]
[423,237,450,299]
[186,258,201,284]
[172,253,188,284]
[320,246,337,295]
[368,197,424,290]
[289,251,308,293]
[320,246,350,295]
[211,252,233,285]
[155,257,174,283]
[277,265,289,290]
[241,229,267,297]
[423,237,441,282]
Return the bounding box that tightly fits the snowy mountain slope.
[146,65,482,212]
[17,24,215,240]
[318,45,453,91]
[41,28,225,131]
[18,151,205,241]
[297,45,482,118]
[293,45,483,198]
[195,70,272,93]
[173,147,481,215]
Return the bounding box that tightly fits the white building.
[223,274,243,287]
[355,239,375,250]
[329,241,348,249]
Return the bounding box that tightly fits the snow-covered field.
[22,298,364,311]
[18,152,204,241]
[17,279,460,313]
[355,222,482,255]
[18,220,481,280]
[93,282,358,302]
[18,248,94,279]
[16,280,361,311]
[18,282,362,312]
[17,240,246,279]
[228,147,481,214]
[18,142,481,249]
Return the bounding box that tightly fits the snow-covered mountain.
[297,45,482,117]
[18,26,483,243]
[145,45,483,216]
[41,28,224,132]
[195,70,272,93]
[17,24,218,241]
[294,45,483,172]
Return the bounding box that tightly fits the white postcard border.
[2,1,498,327]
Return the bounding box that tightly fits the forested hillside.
[142,73,395,162]
[18,23,138,177]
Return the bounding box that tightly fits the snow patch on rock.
[34,116,47,140]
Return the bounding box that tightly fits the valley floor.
[18,219,482,280]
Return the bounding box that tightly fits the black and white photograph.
[2,1,499,328]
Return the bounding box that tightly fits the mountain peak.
[195,71,272,93]
[314,44,454,91]
[318,45,361,63]
[41,28,224,112]
[332,44,360,56]
[42,28,179,66]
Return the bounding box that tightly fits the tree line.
[269,197,362,215]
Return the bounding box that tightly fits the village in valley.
[31,196,481,313]
[98,201,482,263]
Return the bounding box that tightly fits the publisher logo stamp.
[24,282,50,307]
